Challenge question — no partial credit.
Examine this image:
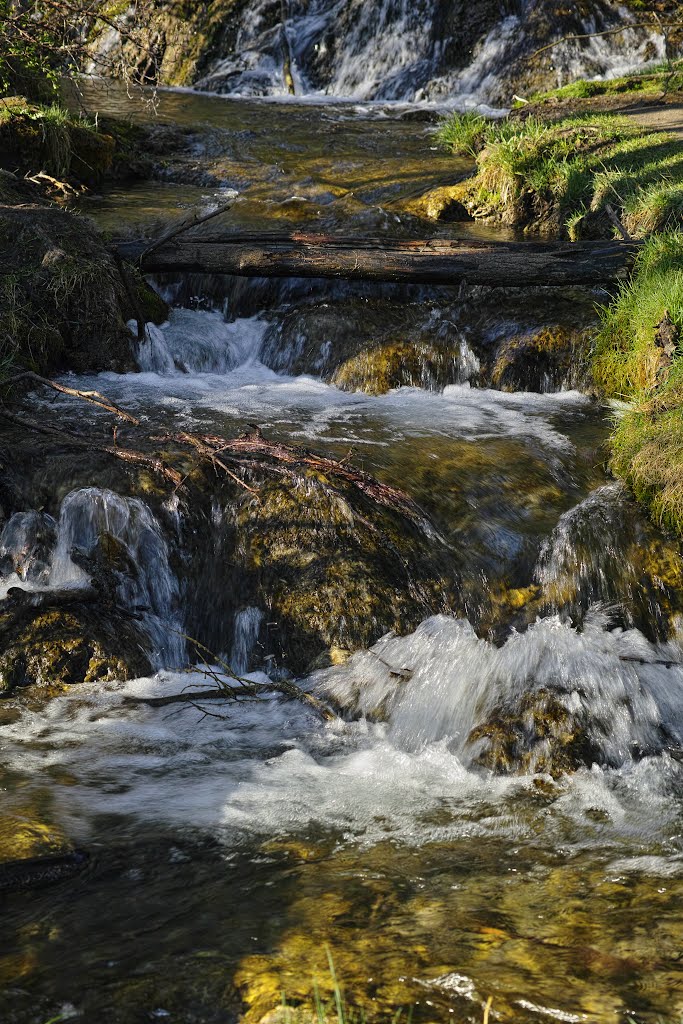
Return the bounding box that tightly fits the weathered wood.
[115,234,640,286]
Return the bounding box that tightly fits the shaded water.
[4,85,683,1024]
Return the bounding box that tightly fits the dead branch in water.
[2,377,425,525]
[159,425,427,525]
[123,634,338,722]
[0,409,184,490]
[3,371,141,425]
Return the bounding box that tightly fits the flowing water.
[4,72,683,1024]
[186,0,665,104]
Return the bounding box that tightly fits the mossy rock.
[331,338,459,395]
[231,471,459,675]
[403,183,474,222]
[490,326,591,393]
[0,602,151,693]
[469,688,602,777]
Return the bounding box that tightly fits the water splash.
[135,310,268,375]
[0,489,185,669]
[315,612,683,767]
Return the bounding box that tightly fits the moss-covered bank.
[0,200,166,375]
[434,108,683,239]
[596,233,683,534]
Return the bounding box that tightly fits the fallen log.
[115,234,640,286]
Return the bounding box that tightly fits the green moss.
[526,63,683,104]
[0,102,114,183]
[437,111,683,238]
[232,470,458,674]
[491,326,591,392]
[0,605,150,693]
[0,204,146,376]
[331,339,455,395]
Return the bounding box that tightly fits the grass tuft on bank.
[594,232,683,533]
[437,111,683,238]
[524,60,683,105]
[0,100,119,184]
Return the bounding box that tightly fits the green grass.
[524,59,683,104]
[594,232,683,397]
[593,233,683,535]
[437,111,683,238]
[0,101,112,181]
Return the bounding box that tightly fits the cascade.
[315,611,683,768]
[231,606,266,674]
[0,489,185,669]
[194,0,665,103]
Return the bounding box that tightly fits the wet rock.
[0,598,151,693]
[228,470,460,676]
[331,338,459,395]
[469,688,600,777]
[0,510,57,583]
[490,325,592,393]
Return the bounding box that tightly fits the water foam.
[3,613,683,858]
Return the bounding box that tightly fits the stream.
[3,79,683,1024]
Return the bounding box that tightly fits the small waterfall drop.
[135,309,268,375]
[0,489,185,669]
[231,606,265,675]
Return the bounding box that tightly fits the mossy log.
[116,234,641,286]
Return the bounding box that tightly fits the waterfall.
[314,612,683,768]
[0,489,185,669]
[231,606,265,674]
[134,309,268,375]
[194,0,666,104]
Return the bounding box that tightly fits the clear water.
[3,84,683,1024]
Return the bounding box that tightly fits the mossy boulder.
[490,326,592,393]
[0,599,151,693]
[331,338,459,395]
[0,202,167,374]
[469,688,600,777]
[230,470,460,675]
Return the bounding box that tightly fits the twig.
[3,371,141,424]
[524,22,683,63]
[141,197,238,261]
[605,203,632,243]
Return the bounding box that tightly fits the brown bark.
[114,234,640,286]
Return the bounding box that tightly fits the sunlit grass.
[437,111,683,237]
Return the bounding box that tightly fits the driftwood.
[159,425,428,525]
[4,371,140,424]
[115,234,640,287]
[123,635,338,722]
[124,679,337,721]
[139,196,238,260]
